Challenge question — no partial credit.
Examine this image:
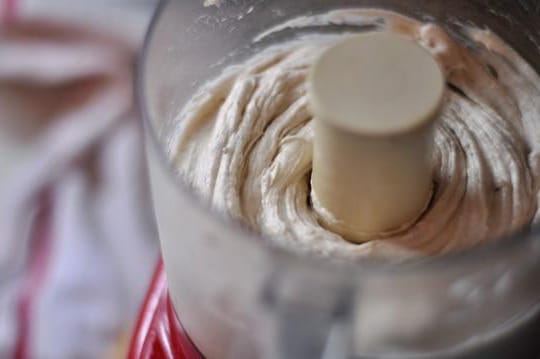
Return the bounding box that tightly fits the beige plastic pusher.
[308,32,445,243]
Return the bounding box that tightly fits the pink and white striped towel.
[0,1,159,357]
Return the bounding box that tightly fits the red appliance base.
[128,261,203,359]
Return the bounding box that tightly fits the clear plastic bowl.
[139,1,540,358]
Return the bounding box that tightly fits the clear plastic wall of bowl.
[139,1,540,358]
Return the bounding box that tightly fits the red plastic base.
[128,260,203,359]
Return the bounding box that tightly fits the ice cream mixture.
[167,9,540,260]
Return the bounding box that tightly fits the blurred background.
[0,0,161,357]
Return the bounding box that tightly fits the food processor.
[130,0,540,358]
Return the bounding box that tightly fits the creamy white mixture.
[169,9,540,259]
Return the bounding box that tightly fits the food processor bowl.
[139,1,540,358]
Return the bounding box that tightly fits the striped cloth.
[0,1,159,358]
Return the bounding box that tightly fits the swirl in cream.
[168,9,540,259]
